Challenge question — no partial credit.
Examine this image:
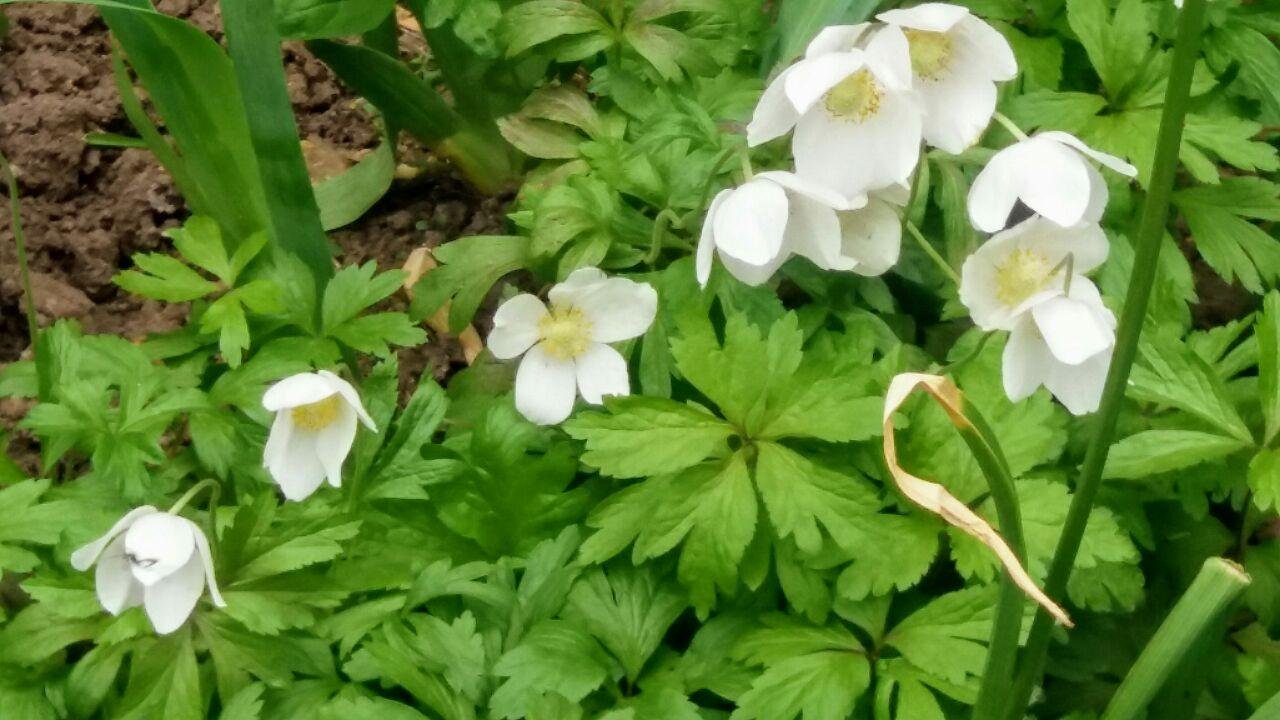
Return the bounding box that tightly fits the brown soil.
[0,2,506,380]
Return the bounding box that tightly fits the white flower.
[877,3,1017,154]
[262,371,376,501]
[697,172,905,287]
[71,507,225,634]
[968,131,1138,233]
[488,268,657,425]
[748,25,923,205]
[1004,281,1116,415]
[959,217,1116,414]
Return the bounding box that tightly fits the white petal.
[794,90,923,201]
[514,344,578,425]
[263,411,293,476]
[719,249,789,286]
[575,343,630,404]
[1040,131,1138,177]
[1045,346,1112,415]
[1003,318,1053,402]
[143,555,205,635]
[489,294,549,359]
[878,3,970,32]
[748,66,802,146]
[189,520,225,608]
[1017,137,1094,229]
[784,52,868,114]
[1032,293,1114,365]
[1007,216,1110,274]
[783,192,849,271]
[918,74,996,154]
[578,277,658,343]
[124,513,196,586]
[697,191,731,287]
[968,141,1031,232]
[805,24,871,57]
[1083,162,1109,225]
[840,199,903,276]
[71,506,158,571]
[314,402,359,489]
[548,266,608,307]
[712,178,790,266]
[318,370,376,431]
[267,426,328,501]
[94,536,144,615]
[262,373,336,412]
[863,25,913,90]
[754,170,861,210]
[953,15,1017,80]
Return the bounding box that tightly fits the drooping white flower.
[839,187,908,277]
[877,3,1017,154]
[71,507,225,634]
[262,371,376,501]
[748,25,923,204]
[488,268,657,425]
[959,216,1116,414]
[968,131,1138,233]
[1003,281,1116,415]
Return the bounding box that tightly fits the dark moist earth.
[0,1,509,443]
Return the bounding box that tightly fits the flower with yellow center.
[747,25,922,205]
[994,247,1054,308]
[488,268,658,425]
[262,370,376,501]
[878,3,1018,154]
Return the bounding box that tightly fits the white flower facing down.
[71,507,225,634]
[959,217,1116,414]
[877,3,1017,154]
[262,371,376,501]
[968,131,1138,233]
[748,25,923,205]
[488,268,657,425]
[696,171,904,287]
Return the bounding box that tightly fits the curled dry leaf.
[883,372,1073,627]
[402,246,484,364]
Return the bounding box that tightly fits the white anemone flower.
[968,131,1138,233]
[748,25,923,204]
[71,507,225,634]
[877,3,1017,154]
[1004,281,1116,415]
[488,268,657,425]
[262,371,376,501]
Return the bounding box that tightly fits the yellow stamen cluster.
[995,247,1054,307]
[291,395,343,431]
[904,29,953,81]
[538,305,593,361]
[824,69,884,123]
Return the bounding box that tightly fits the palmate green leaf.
[1175,178,1280,295]
[0,479,66,573]
[219,683,265,720]
[883,586,995,688]
[490,620,612,719]
[1065,0,1149,99]
[563,396,735,478]
[564,564,687,681]
[1103,429,1250,479]
[410,235,532,333]
[1129,330,1254,442]
[321,262,407,332]
[1205,21,1280,124]
[345,622,479,720]
[114,632,203,720]
[114,253,219,302]
[754,442,879,556]
[233,521,362,583]
[66,641,132,718]
[731,616,871,720]
[0,602,101,666]
[502,0,610,58]
[1261,292,1280,445]
[834,512,940,601]
[321,696,431,720]
[0,681,57,720]
[275,0,395,40]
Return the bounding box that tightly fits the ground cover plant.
[0,0,1278,718]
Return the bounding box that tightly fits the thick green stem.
[1101,559,1249,720]
[1000,1,1208,716]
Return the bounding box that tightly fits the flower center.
[537,305,593,361]
[824,69,883,123]
[995,248,1054,308]
[904,29,953,81]
[291,395,343,431]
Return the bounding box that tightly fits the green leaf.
[1175,178,1280,294]
[115,633,203,720]
[764,0,873,70]
[276,0,395,39]
[564,564,686,681]
[0,479,67,573]
[1182,114,1279,183]
[754,442,879,556]
[219,683,265,720]
[503,0,609,57]
[114,253,219,302]
[1250,448,1280,512]
[322,696,431,720]
[490,620,611,719]
[1205,22,1280,124]
[1066,0,1150,98]
[315,142,396,230]
[563,396,735,478]
[1261,292,1280,445]
[329,312,427,357]
[322,262,407,332]
[233,521,361,583]
[410,235,532,332]
[834,512,940,601]
[1103,430,1249,479]
[1129,330,1254,443]
[731,617,872,720]
[884,586,995,687]
[165,216,233,283]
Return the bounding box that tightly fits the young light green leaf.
[490,620,611,719]
[731,617,871,720]
[563,397,735,478]
[1103,430,1249,479]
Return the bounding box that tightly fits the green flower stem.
[1101,559,1249,720]
[905,220,961,285]
[1000,0,1208,716]
[992,111,1030,141]
[168,478,223,557]
[0,150,48,401]
[959,403,1029,720]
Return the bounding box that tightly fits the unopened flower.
[959,217,1115,414]
[488,268,657,425]
[968,131,1137,233]
[71,507,225,634]
[262,371,376,501]
[748,26,923,204]
[877,3,1017,154]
